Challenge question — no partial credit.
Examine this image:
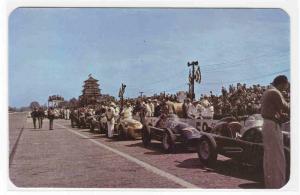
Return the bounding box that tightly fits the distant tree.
[8,107,17,112]
[69,98,78,108]
[20,107,31,112]
[59,100,69,108]
[29,101,40,109]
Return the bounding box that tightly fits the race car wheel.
[162,131,175,153]
[98,123,103,134]
[196,137,217,167]
[142,125,151,147]
[103,123,108,135]
[89,124,95,132]
[202,123,209,132]
[129,128,140,140]
[118,125,125,140]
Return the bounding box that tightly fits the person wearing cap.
[143,100,152,117]
[106,102,117,138]
[47,107,55,130]
[31,107,39,129]
[165,97,176,115]
[149,99,155,117]
[187,101,199,119]
[261,75,290,188]
[153,99,161,117]
[182,98,191,118]
[37,107,45,129]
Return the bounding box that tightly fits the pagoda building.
[79,74,101,106]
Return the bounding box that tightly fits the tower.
[79,74,101,106]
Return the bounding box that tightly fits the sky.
[9,8,290,107]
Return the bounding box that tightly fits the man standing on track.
[47,107,55,130]
[65,107,70,120]
[31,107,39,129]
[106,102,117,138]
[261,75,290,188]
[37,107,45,129]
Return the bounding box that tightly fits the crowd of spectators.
[49,82,291,121]
[48,95,65,101]
[202,83,290,119]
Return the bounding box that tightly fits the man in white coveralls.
[261,75,290,188]
[106,102,117,138]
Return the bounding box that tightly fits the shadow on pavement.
[80,134,106,139]
[53,128,67,130]
[238,182,264,189]
[105,138,135,142]
[29,129,51,131]
[80,137,101,140]
[175,158,205,169]
[176,157,264,185]
[81,130,93,132]
[125,142,144,147]
[125,142,194,155]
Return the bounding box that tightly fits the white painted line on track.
[55,123,199,188]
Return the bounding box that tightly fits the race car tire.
[162,131,175,153]
[142,125,151,147]
[129,128,140,140]
[196,136,217,167]
[202,122,209,132]
[103,123,108,135]
[117,125,125,140]
[98,123,103,134]
[89,123,95,132]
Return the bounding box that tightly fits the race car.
[88,114,108,134]
[70,109,92,129]
[115,109,143,140]
[195,115,290,169]
[141,114,201,153]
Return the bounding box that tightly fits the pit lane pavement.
[9,115,264,188]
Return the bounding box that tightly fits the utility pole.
[187,61,199,101]
[139,91,144,98]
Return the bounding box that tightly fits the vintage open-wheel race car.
[88,114,107,134]
[115,109,143,140]
[141,114,202,153]
[195,114,290,172]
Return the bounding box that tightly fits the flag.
[195,66,201,83]
[189,69,192,83]
[118,87,122,98]
[119,83,126,98]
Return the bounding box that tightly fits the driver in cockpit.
[155,102,172,128]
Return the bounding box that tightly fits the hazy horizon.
[9,8,290,107]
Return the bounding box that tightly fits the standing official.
[106,102,117,138]
[65,108,70,120]
[48,107,55,130]
[261,75,290,188]
[37,107,45,129]
[31,107,39,129]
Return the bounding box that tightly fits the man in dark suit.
[48,107,55,130]
[31,107,39,129]
[37,107,45,129]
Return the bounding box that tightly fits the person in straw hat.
[106,102,117,138]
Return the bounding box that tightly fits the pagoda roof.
[84,76,98,82]
[82,83,99,87]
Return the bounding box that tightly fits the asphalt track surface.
[9,113,264,188]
